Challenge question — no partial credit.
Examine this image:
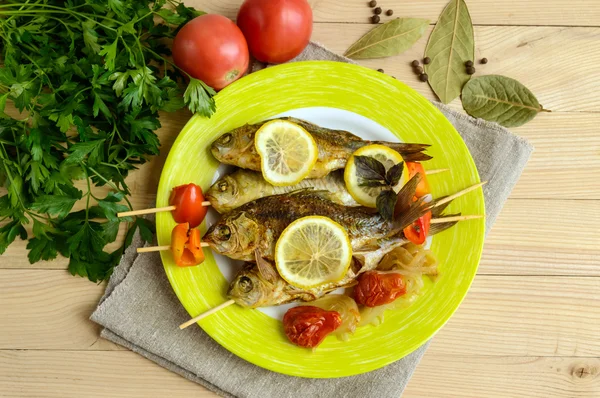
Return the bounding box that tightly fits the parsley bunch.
[0,0,214,281]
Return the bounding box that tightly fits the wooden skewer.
[137,242,210,253]
[179,299,236,330]
[425,168,449,175]
[430,181,487,209]
[431,215,484,224]
[117,202,211,218]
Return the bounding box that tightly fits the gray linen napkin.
[91,42,533,398]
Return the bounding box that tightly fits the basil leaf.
[386,162,404,186]
[358,179,389,188]
[354,155,386,181]
[376,189,398,221]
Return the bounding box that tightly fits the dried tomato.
[283,306,342,348]
[354,271,406,307]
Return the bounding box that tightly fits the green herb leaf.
[0,221,27,254]
[344,18,429,59]
[0,0,209,282]
[424,0,474,103]
[358,180,389,188]
[99,39,119,71]
[98,192,130,221]
[27,236,58,263]
[136,217,155,243]
[30,195,80,218]
[461,75,549,127]
[184,78,216,117]
[376,189,398,221]
[354,155,386,181]
[386,162,404,186]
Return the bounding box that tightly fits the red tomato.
[172,14,249,90]
[169,184,207,228]
[354,271,406,307]
[406,162,430,197]
[237,0,313,64]
[170,223,204,267]
[283,306,341,348]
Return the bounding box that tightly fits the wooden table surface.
[1,1,599,397]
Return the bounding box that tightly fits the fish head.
[211,125,255,163]
[205,174,239,212]
[203,212,260,260]
[228,265,272,308]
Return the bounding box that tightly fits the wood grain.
[0,351,597,398]
[0,269,120,351]
[2,270,599,359]
[309,24,600,112]
[406,355,600,398]
[186,0,600,27]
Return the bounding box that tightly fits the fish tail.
[387,174,429,234]
[370,142,432,162]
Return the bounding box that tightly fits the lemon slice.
[275,216,352,289]
[344,144,409,208]
[254,119,319,186]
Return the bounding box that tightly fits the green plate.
[156,61,485,378]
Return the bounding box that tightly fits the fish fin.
[390,174,429,233]
[429,213,461,236]
[254,250,278,284]
[287,188,338,202]
[430,197,454,217]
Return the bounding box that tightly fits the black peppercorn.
[371,15,380,23]
[481,58,488,64]
[411,60,420,67]
[423,57,431,64]
[466,66,476,75]
[377,68,384,73]
[369,0,377,7]
[374,7,382,15]
[415,66,423,74]
[386,9,394,16]
[419,73,428,82]
[465,60,474,67]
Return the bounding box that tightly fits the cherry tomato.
[283,306,341,348]
[169,184,207,228]
[406,162,430,197]
[354,271,406,307]
[403,211,432,245]
[237,0,313,64]
[172,14,249,90]
[170,223,205,267]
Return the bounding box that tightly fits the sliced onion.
[300,294,360,340]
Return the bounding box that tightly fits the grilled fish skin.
[205,169,358,213]
[203,184,424,263]
[211,117,431,179]
[228,235,407,308]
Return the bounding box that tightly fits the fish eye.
[238,276,253,293]
[216,225,231,241]
[218,181,228,192]
[218,134,232,145]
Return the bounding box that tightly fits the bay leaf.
[424,0,474,104]
[344,18,429,60]
[462,75,549,127]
